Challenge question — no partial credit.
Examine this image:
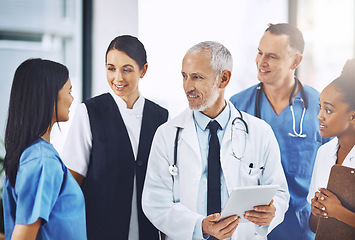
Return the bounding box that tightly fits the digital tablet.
[220,184,279,223]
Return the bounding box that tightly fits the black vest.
[82,93,168,239]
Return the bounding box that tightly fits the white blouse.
[307,137,355,203]
[61,91,144,240]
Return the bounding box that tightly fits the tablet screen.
[220,184,279,222]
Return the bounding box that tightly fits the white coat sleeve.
[142,125,202,240]
[61,103,92,177]
[256,124,290,236]
[307,148,321,204]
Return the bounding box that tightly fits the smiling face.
[55,78,73,123]
[318,84,353,139]
[256,31,300,87]
[106,49,147,108]
[182,50,225,117]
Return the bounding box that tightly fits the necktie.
[207,120,221,216]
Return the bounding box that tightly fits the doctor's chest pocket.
[238,163,263,186]
[284,137,322,177]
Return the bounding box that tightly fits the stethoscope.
[255,77,308,138]
[168,127,181,176]
[169,109,250,176]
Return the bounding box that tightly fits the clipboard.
[315,165,355,240]
[219,184,279,223]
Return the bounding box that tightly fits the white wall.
[91,0,139,97]
[1,0,353,154]
[298,0,354,91]
[138,0,288,118]
[87,0,289,119]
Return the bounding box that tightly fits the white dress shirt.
[307,137,355,203]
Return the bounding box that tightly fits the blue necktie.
[207,120,221,217]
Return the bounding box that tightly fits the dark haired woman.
[307,59,355,232]
[61,35,169,239]
[3,58,86,239]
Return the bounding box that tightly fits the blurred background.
[0,0,354,158]
[0,0,354,236]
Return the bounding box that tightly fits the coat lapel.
[172,109,202,211]
[174,109,201,163]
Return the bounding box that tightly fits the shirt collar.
[193,101,230,131]
[337,137,355,162]
[332,137,355,164]
[348,144,355,161]
[109,91,145,113]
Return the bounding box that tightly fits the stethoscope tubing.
[254,77,308,118]
[169,127,181,176]
[254,77,308,138]
[170,109,249,176]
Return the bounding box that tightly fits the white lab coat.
[142,103,289,240]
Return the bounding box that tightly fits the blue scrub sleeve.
[14,157,64,225]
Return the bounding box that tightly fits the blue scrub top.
[230,84,329,240]
[3,138,87,240]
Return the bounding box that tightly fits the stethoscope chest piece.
[169,164,179,176]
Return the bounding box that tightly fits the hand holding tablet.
[220,185,279,223]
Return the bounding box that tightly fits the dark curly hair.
[330,58,355,111]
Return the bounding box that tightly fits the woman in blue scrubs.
[2,58,86,239]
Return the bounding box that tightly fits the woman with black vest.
[61,35,169,240]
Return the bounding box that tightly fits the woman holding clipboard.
[307,59,355,232]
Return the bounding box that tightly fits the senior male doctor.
[142,41,289,240]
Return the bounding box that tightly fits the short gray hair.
[186,41,233,77]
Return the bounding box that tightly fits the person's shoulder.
[83,93,117,117]
[230,84,258,101]
[157,108,191,132]
[20,139,63,170]
[303,85,320,99]
[144,98,169,117]
[230,104,271,131]
[242,110,271,129]
[84,93,111,105]
[170,108,192,124]
[303,84,319,93]
[302,85,323,113]
[318,137,338,152]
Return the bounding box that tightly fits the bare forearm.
[334,206,355,228]
[11,218,41,240]
[313,188,355,229]
[68,169,85,186]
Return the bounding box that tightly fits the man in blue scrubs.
[230,23,329,240]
